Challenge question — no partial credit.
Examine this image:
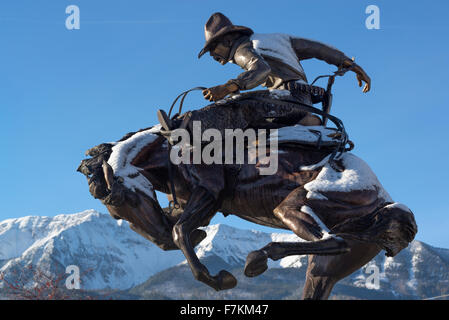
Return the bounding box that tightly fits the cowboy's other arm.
[291,37,350,66]
[291,37,371,92]
[227,41,271,90]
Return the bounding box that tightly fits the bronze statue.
[78,125,416,299]
[200,13,370,98]
[155,12,373,205]
[158,12,371,131]
[78,12,417,299]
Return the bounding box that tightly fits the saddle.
[159,84,352,161]
[176,89,320,133]
[270,124,346,149]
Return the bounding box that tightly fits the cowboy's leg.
[285,82,323,126]
[298,113,322,126]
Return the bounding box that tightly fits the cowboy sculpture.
[155,11,372,203]
[158,12,371,132]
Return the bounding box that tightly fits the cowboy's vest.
[250,33,307,83]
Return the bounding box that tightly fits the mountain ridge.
[0,210,448,299]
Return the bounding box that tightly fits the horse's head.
[77,125,177,250]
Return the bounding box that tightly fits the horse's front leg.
[172,186,237,291]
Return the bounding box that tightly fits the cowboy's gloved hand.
[202,82,239,102]
[343,60,371,93]
[354,66,371,93]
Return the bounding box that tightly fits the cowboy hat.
[198,12,253,58]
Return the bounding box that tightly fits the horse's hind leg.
[245,186,349,277]
[302,242,382,299]
[302,274,336,300]
[244,237,349,277]
[272,186,327,241]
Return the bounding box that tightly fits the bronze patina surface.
[79,122,417,299]
[78,13,416,299]
[199,12,370,103]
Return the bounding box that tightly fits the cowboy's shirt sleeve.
[290,37,351,67]
[227,41,271,90]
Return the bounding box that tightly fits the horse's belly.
[220,182,292,230]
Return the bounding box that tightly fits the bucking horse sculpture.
[77,12,417,299]
[77,88,416,300]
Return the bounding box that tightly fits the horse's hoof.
[244,250,268,277]
[216,270,237,290]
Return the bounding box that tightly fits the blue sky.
[1,0,448,248]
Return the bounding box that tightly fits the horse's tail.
[329,202,418,257]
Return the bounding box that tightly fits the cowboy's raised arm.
[291,37,371,92]
[291,37,350,66]
[227,41,271,90]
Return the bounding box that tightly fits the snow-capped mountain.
[0,211,305,291]
[191,223,306,269]
[0,210,448,299]
[0,210,184,290]
[133,231,449,300]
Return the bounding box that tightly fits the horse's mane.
[117,124,161,142]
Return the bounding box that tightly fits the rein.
[167,86,207,118]
[166,87,206,213]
